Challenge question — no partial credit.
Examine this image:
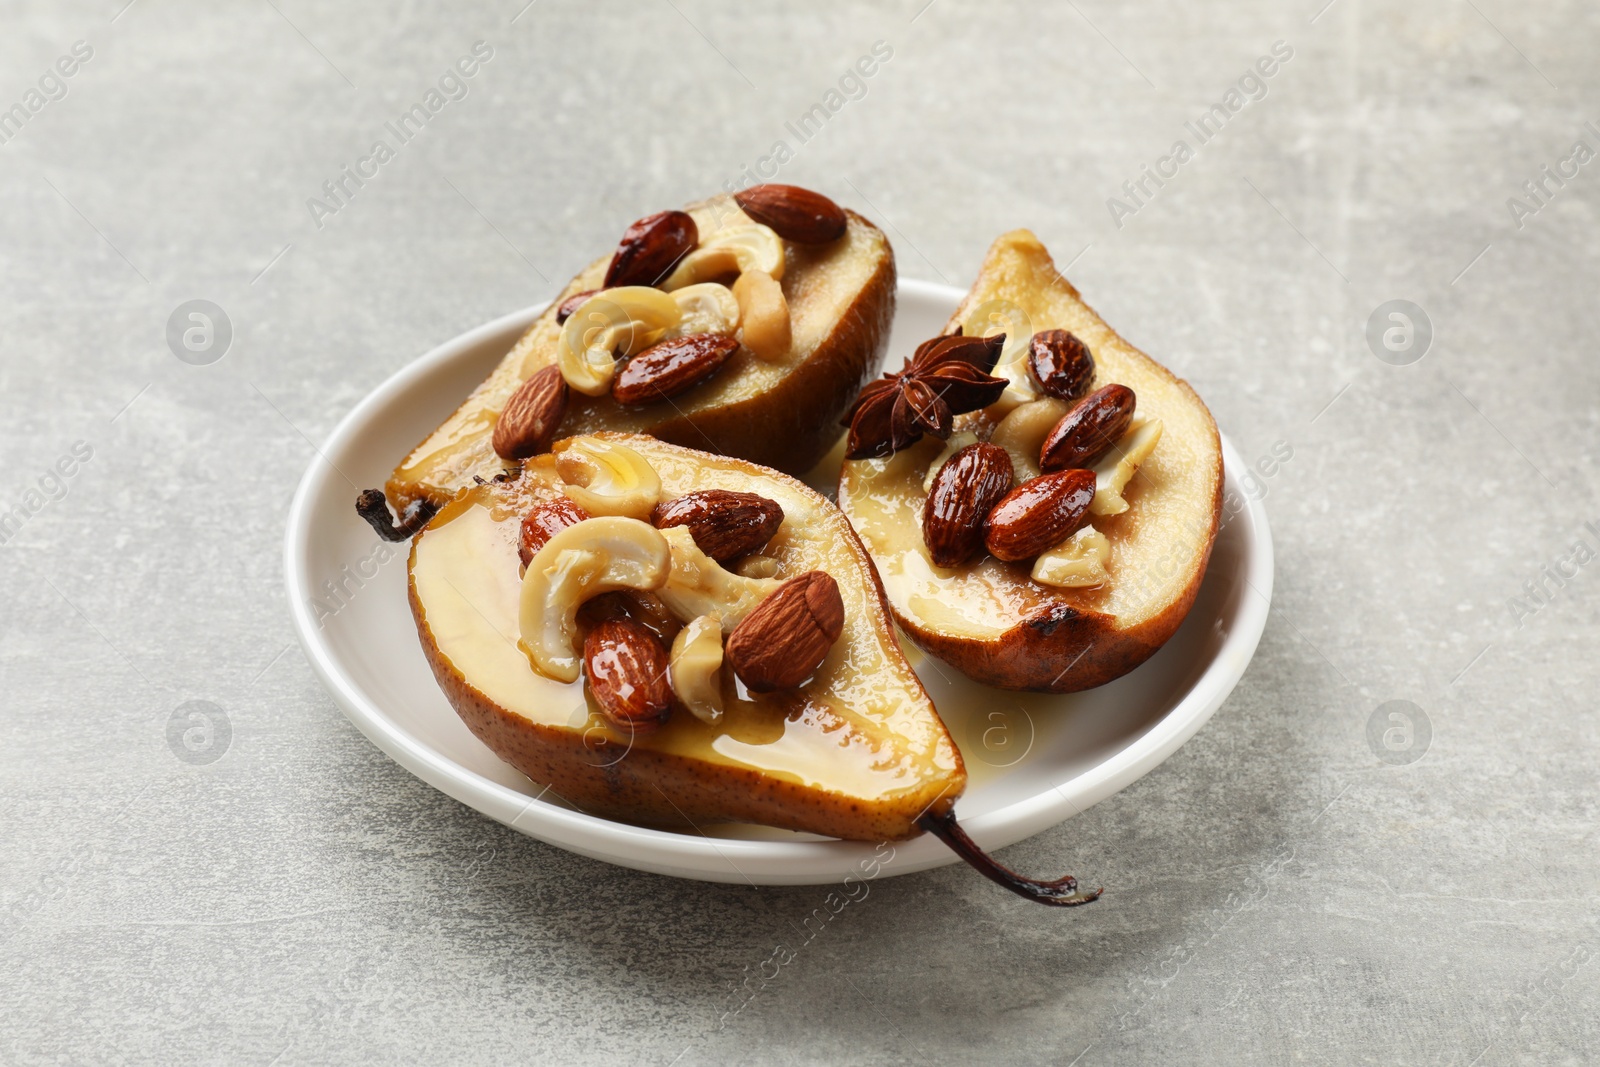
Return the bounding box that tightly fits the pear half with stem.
[411,433,956,840]
[409,432,1098,904]
[838,231,1223,692]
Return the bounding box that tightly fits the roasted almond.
[555,288,601,324]
[984,469,1097,562]
[493,365,569,461]
[584,617,673,733]
[577,588,683,647]
[652,489,784,563]
[518,496,591,568]
[612,332,739,406]
[1028,329,1095,401]
[734,184,847,245]
[604,210,698,288]
[922,442,1013,568]
[1039,384,1136,472]
[725,571,844,691]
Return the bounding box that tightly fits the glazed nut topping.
[983,468,1098,563]
[557,286,680,396]
[922,431,979,493]
[732,184,848,245]
[657,525,781,628]
[612,333,740,406]
[1090,418,1162,517]
[556,438,662,520]
[732,269,791,362]
[1032,525,1112,588]
[734,554,780,580]
[669,282,741,337]
[584,617,674,733]
[518,516,671,683]
[1040,384,1136,472]
[724,571,844,692]
[651,489,784,563]
[518,496,592,568]
[668,613,725,725]
[493,365,570,461]
[555,288,601,324]
[922,442,1014,569]
[1027,329,1095,401]
[663,224,785,290]
[574,586,683,649]
[605,209,699,289]
[989,397,1071,483]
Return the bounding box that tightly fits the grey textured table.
[3,1,1596,1063]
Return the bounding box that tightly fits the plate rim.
[285,278,1275,885]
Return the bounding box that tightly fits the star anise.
[842,332,1009,458]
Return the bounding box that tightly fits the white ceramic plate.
[286,280,1273,885]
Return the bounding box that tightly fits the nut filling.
[846,324,1161,590]
[489,185,849,462]
[516,443,846,730]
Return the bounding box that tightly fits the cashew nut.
[656,525,780,627]
[1091,418,1163,516]
[732,269,791,362]
[734,553,780,580]
[1032,525,1112,588]
[557,286,680,396]
[663,224,786,289]
[669,613,725,725]
[518,516,670,683]
[668,282,741,337]
[964,299,1037,414]
[989,398,1070,483]
[556,438,662,520]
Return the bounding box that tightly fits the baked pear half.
[409,432,1097,904]
[410,432,961,841]
[366,185,895,537]
[837,230,1223,692]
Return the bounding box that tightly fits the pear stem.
[355,489,437,542]
[917,809,1102,907]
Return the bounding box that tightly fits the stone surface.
[2,1,1597,1063]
